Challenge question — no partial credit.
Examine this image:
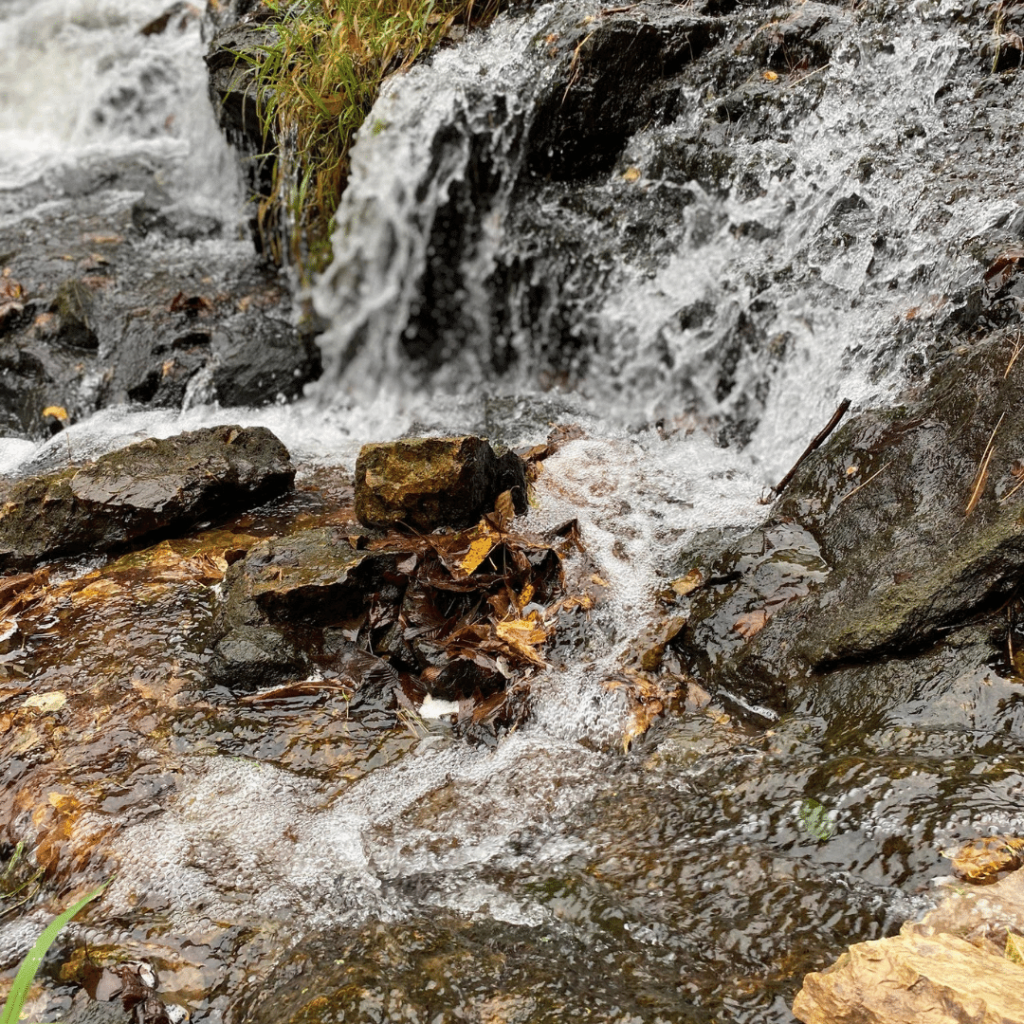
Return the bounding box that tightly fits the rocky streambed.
[3,0,1024,1021]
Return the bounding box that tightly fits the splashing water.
[3,1,1024,1022]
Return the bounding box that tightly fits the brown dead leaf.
[493,489,516,532]
[733,608,768,638]
[671,569,704,597]
[169,292,212,315]
[948,835,1024,881]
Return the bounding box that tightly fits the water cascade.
[2,0,1024,1022]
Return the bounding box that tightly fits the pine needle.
[966,412,1005,517]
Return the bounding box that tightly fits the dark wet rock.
[0,425,294,570]
[677,333,1024,719]
[354,436,526,531]
[0,159,320,439]
[54,279,99,351]
[219,527,400,630]
[209,625,308,689]
[209,315,322,406]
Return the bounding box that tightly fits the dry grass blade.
[835,459,894,508]
[966,412,1006,517]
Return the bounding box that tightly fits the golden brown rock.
[794,868,1024,1024]
[353,436,525,531]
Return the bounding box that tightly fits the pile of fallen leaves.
[318,491,600,739]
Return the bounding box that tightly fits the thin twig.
[1006,330,1023,378]
[966,412,1005,516]
[835,459,894,508]
[789,62,831,86]
[772,398,851,497]
[1000,473,1024,505]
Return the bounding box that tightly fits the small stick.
[835,459,894,508]
[966,411,1005,517]
[772,398,851,497]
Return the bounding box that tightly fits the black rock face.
[675,334,1024,721]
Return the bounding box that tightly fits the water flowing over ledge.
[2,0,1024,1022]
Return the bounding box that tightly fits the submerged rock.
[0,425,294,570]
[354,436,526,531]
[676,334,1024,719]
[794,866,1024,1024]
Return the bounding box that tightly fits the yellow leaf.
[23,691,67,713]
[763,70,778,81]
[495,617,549,666]
[41,405,68,422]
[460,535,496,575]
[622,166,641,183]
[671,569,704,596]
[591,574,610,587]
[1007,932,1024,965]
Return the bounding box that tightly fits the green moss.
[240,0,505,274]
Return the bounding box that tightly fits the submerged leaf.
[948,835,1024,882]
[799,798,834,842]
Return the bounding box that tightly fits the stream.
[2,1,1024,1022]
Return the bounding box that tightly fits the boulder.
[218,527,400,629]
[354,436,526,531]
[793,931,1024,1024]
[794,867,1024,1024]
[676,334,1024,718]
[0,425,294,570]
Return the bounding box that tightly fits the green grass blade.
[0,879,111,1024]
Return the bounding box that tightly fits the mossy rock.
[677,334,1024,718]
[354,436,525,531]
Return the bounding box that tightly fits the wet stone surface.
[354,435,527,530]
[0,161,321,441]
[0,425,295,570]
[677,332,1024,721]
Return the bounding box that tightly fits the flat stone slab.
[0,425,294,570]
[794,867,1024,1024]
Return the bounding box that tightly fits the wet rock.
[54,279,98,351]
[794,867,1024,1024]
[677,334,1024,719]
[0,166,320,439]
[794,930,1024,1024]
[219,527,399,629]
[0,425,294,570]
[354,436,526,531]
[209,626,308,689]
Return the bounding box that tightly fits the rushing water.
[3,2,1024,1023]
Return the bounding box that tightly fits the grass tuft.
[238,0,506,274]
[0,879,111,1024]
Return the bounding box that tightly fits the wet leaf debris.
[213,491,597,739]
